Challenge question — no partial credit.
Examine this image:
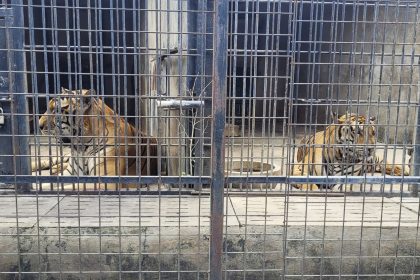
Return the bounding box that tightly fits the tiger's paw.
[394,166,403,176]
[403,167,410,176]
[391,165,409,176]
[292,184,319,191]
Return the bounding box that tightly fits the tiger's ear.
[59,97,70,108]
[80,89,96,96]
[337,113,350,124]
[79,89,95,111]
[331,112,342,123]
[61,87,69,94]
[369,116,376,122]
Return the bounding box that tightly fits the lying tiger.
[292,113,408,190]
[31,88,158,190]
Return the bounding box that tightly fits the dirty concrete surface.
[1,132,417,278]
[0,195,419,278]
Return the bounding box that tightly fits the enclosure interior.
[23,0,213,190]
[227,0,418,194]
[11,0,417,194]
[290,1,418,194]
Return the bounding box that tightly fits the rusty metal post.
[0,1,30,191]
[210,0,228,279]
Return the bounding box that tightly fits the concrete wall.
[227,2,419,145]
[294,4,419,144]
[1,225,418,279]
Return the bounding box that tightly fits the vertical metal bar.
[187,0,197,183]
[243,0,258,277]
[26,1,44,276]
[286,0,298,276]
[405,2,419,197]
[225,0,237,194]
[50,1,64,275]
[412,57,420,197]
[6,2,23,277]
[176,1,183,278]
[239,0,249,192]
[392,3,411,194]
[403,2,419,196]
[382,1,399,195]
[96,0,104,275]
[224,1,236,276]
[11,0,30,191]
[210,0,227,279]
[194,0,212,184]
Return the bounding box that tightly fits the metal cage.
[0,0,419,279]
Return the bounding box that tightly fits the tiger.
[31,88,158,190]
[291,113,408,190]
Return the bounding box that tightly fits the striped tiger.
[31,88,158,190]
[292,113,408,190]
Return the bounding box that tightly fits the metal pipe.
[157,99,204,109]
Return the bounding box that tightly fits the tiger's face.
[336,113,376,157]
[39,88,94,143]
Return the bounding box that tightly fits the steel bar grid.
[0,0,419,279]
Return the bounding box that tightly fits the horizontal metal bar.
[0,190,196,196]
[1,175,418,186]
[226,176,420,185]
[218,191,417,198]
[1,187,413,197]
[12,0,420,7]
[0,8,13,18]
[0,175,212,185]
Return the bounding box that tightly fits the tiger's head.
[334,112,376,157]
[39,88,95,143]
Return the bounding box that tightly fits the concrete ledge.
[0,195,419,279]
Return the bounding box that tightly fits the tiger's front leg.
[31,159,67,175]
[291,162,319,191]
[31,159,49,172]
[50,161,69,175]
[31,154,70,175]
[34,163,74,190]
[91,158,123,191]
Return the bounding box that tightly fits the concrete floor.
[1,195,418,228]
[27,133,413,194]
